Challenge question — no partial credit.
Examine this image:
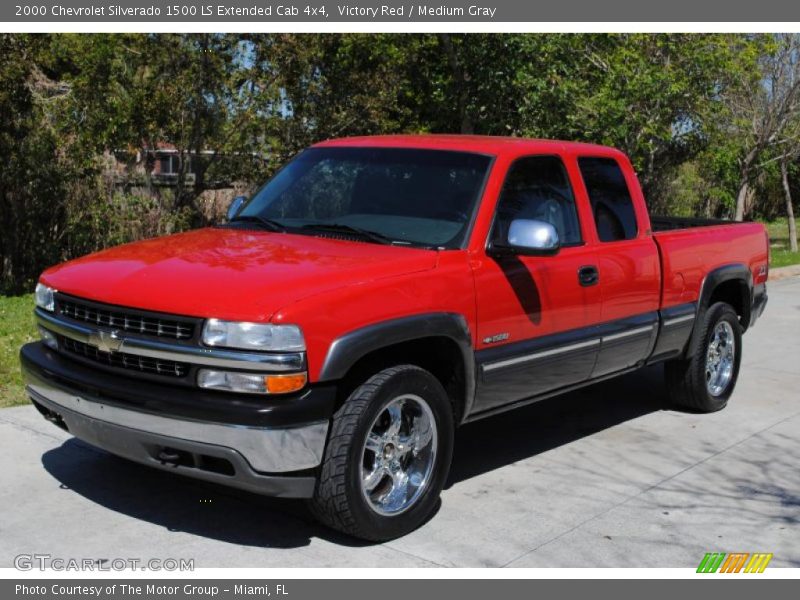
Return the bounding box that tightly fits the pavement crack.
[382,543,451,567]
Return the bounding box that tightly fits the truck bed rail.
[650,215,734,232]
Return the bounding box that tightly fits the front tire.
[309,365,454,541]
[665,302,742,412]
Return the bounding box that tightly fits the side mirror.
[227,195,247,221]
[501,219,560,256]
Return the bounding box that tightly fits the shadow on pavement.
[447,364,669,487]
[40,365,669,548]
[41,440,349,549]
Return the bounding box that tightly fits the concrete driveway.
[1,278,799,569]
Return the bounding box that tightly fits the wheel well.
[707,279,751,329]
[334,336,467,423]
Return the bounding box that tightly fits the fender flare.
[318,313,476,421]
[688,263,753,356]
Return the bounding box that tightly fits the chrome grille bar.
[61,337,189,378]
[59,298,195,340]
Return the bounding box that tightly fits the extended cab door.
[471,155,602,414]
[575,155,661,377]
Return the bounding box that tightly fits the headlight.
[35,283,55,312]
[202,319,305,352]
[197,369,307,394]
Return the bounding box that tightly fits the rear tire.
[665,302,742,412]
[309,365,454,541]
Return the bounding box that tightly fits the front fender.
[318,313,476,422]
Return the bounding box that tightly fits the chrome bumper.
[25,369,328,474]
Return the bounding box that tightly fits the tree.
[247,34,417,163]
[565,34,746,208]
[127,34,254,216]
[0,34,85,294]
[405,34,745,210]
[43,34,273,219]
[720,34,800,222]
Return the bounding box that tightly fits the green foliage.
[0,34,83,295]
[249,34,418,160]
[568,35,746,199]
[0,294,35,408]
[769,249,800,268]
[65,188,196,255]
[1,33,799,295]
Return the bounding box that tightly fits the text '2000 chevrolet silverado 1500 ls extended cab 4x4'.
[21,136,769,541]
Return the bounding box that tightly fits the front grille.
[59,298,195,341]
[60,337,189,378]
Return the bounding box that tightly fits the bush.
[66,187,196,256]
[1,162,199,296]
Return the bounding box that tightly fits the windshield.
[236,147,493,248]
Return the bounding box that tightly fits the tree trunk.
[781,157,798,252]
[437,33,474,135]
[734,179,749,221]
[735,147,760,221]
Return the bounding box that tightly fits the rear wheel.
[309,365,454,541]
[665,302,742,412]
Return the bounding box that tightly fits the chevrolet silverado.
[21,136,769,541]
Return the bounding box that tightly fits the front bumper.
[21,342,335,498]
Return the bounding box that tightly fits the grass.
[764,218,800,268]
[0,219,797,410]
[0,294,35,408]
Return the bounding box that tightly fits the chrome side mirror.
[227,195,247,221]
[505,219,560,255]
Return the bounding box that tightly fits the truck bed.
[652,219,769,310]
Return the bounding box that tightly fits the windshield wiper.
[229,214,286,232]
[301,223,399,245]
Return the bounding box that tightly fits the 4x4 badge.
[483,333,510,344]
[88,330,123,353]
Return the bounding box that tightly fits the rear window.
[578,157,638,242]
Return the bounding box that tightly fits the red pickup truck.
[22,135,769,541]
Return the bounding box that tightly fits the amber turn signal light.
[265,372,308,394]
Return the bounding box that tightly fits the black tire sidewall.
[344,367,454,540]
[693,303,742,408]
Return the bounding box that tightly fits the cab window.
[491,156,582,247]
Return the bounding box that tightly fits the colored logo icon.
[697,552,773,573]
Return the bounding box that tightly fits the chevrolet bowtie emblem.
[88,330,123,353]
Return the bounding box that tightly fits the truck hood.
[41,228,439,321]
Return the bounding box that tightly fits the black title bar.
[5,0,800,22]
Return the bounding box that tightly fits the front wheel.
[309,365,454,541]
[665,301,742,412]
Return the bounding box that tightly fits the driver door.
[471,155,601,414]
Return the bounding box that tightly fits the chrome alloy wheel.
[706,321,736,396]
[360,394,438,516]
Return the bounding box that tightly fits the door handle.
[578,265,599,287]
